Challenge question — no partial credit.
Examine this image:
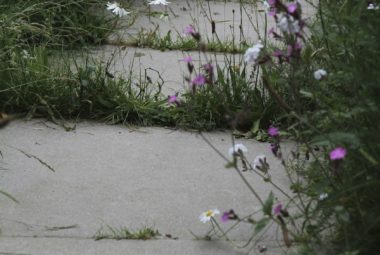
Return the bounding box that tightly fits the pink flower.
[294,41,302,50]
[273,49,282,57]
[268,8,277,17]
[180,56,193,63]
[168,95,179,105]
[221,212,230,222]
[287,45,293,57]
[191,74,206,86]
[287,2,297,13]
[268,0,276,6]
[329,147,347,161]
[221,209,238,222]
[203,63,214,74]
[273,49,284,63]
[274,203,282,215]
[268,126,279,137]
[184,25,196,36]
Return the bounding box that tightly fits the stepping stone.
[0,120,292,254]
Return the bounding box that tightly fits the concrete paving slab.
[83,46,245,95]
[111,0,317,44]
[0,237,294,255]
[0,120,293,247]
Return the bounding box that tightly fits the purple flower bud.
[191,74,206,86]
[273,49,283,57]
[294,41,302,50]
[268,126,279,137]
[184,25,196,35]
[287,45,293,57]
[329,147,347,161]
[274,203,282,215]
[287,2,297,13]
[180,56,193,63]
[268,8,277,17]
[221,212,230,222]
[268,0,276,7]
[168,95,179,105]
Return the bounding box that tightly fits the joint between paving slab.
[0,235,256,243]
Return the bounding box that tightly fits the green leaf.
[254,217,270,235]
[250,118,261,135]
[299,89,314,99]
[310,132,360,148]
[263,192,274,216]
[225,161,235,168]
[359,148,378,165]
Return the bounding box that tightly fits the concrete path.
[85,46,244,95]
[0,120,293,254]
[0,1,314,254]
[113,0,316,44]
[80,0,317,96]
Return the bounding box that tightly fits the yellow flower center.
[206,210,213,217]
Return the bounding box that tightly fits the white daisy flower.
[148,0,170,5]
[368,3,379,10]
[262,0,270,11]
[21,50,30,59]
[244,42,264,64]
[277,14,300,34]
[106,2,130,17]
[319,193,328,200]
[314,69,327,80]
[253,154,267,170]
[228,143,248,157]
[199,209,220,223]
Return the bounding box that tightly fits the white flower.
[21,50,30,59]
[368,3,379,10]
[277,14,300,34]
[244,42,264,64]
[319,193,328,200]
[253,154,267,170]
[262,0,270,11]
[314,69,327,80]
[106,2,130,17]
[228,143,248,157]
[199,209,220,223]
[148,0,170,5]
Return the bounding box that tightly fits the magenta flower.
[268,8,277,17]
[203,63,214,74]
[184,25,196,36]
[268,126,279,137]
[329,147,347,161]
[191,74,206,86]
[268,0,276,6]
[180,56,193,63]
[287,45,293,57]
[274,203,282,215]
[221,212,230,223]
[294,41,302,50]
[221,209,238,222]
[287,2,297,13]
[270,143,279,155]
[168,95,179,105]
[273,49,283,57]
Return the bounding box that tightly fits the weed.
[94,225,159,241]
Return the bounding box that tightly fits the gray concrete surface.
[0,120,294,254]
[84,46,244,95]
[80,0,317,96]
[112,0,317,44]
